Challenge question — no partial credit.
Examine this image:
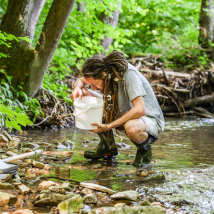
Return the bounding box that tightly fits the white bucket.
[73,97,104,130]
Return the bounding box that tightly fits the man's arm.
[71,77,88,100]
[91,96,146,133]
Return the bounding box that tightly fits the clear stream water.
[9,118,214,213]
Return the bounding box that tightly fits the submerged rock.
[33,197,51,207]
[111,191,139,201]
[89,206,166,214]
[0,182,15,189]
[83,193,98,204]
[33,160,44,169]
[143,173,165,182]
[0,192,17,206]
[12,209,34,214]
[58,195,84,214]
[38,181,57,191]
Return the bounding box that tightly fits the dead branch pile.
[28,87,74,129]
[129,54,214,118]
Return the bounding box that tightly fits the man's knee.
[125,120,139,139]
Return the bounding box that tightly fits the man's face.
[85,76,104,93]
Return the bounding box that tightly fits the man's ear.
[102,72,106,79]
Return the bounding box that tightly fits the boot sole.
[84,151,118,160]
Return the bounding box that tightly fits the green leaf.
[18,36,31,43]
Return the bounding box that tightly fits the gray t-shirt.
[118,63,165,133]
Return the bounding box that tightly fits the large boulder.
[88,206,166,214]
[111,191,139,201]
[58,195,84,214]
[0,192,17,206]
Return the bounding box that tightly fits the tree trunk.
[99,4,121,51]
[77,1,85,12]
[198,0,214,50]
[0,0,76,97]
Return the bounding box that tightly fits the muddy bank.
[0,118,214,213]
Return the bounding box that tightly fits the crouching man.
[71,50,165,170]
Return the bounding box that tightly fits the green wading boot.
[132,134,158,169]
[84,130,118,160]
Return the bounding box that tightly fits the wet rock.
[20,163,30,168]
[62,140,75,149]
[58,195,84,214]
[50,194,74,206]
[91,164,102,169]
[146,196,154,203]
[0,182,15,189]
[63,151,73,157]
[33,197,51,207]
[3,174,12,182]
[140,171,149,177]
[0,134,9,143]
[33,160,44,169]
[25,169,36,178]
[82,204,91,214]
[83,193,98,204]
[6,151,17,156]
[3,131,12,141]
[17,184,30,195]
[9,140,20,148]
[172,199,194,206]
[114,203,127,208]
[24,159,33,164]
[138,186,149,194]
[89,206,166,214]
[81,188,93,195]
[26,143,39,148]
[18,131,28,135]
[38,181,57,191]
[44,164,54,171]
[111,191,139,201]
[12,209,34,214]
[143,173,165,182]
[8,159,22,164]
[138,200,151,206]
[80,182,116,194]
[60,181,76,191]
[0,192,17,206]
[37,142,53,148]
[55,142,67,149]
[21,148,31,153]
[55,167,70,178]
[40,190,51,194]
[49,186,71,192]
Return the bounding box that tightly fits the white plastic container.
[73,97,104,130]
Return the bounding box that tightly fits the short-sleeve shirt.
[118,63,165,133]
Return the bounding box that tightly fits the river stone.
[138,200,151,206]
[83,193,98,204]
[143,173,165,182]
[44,164,54,171]
[50,194,74,206]
[24,159,33,164]
[114,203,127,208]
[111,191,139,201]
[0,192,17,206]
[55,167,70,178]
[140,171,149,177]
[18,184,30,195]
[9,140,20,148]
[0,134,9,143]
[0,182,15,189]
[3,131,12,141]
[33,197,51,207]
[58,195,84,214]
[88,206,166,214]
[81,187,93,195]
[12,209,34,214]
[49,186,71,192]
[62,140,75,149]
[38,181,57,191]
[8,159,22,164]
[82,204,91,214]
[33,160,44,169]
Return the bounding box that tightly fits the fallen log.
[141,68,191,78]
[162,94,214,112]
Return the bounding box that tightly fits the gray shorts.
[140,116,159,136]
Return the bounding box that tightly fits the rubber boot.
[84,129,118,160]
[132,134,158,169]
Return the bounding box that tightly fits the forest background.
[0,0,212,131]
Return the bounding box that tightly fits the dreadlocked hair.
[82,50,128,128]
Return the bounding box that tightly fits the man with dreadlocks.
[71,50,164,170]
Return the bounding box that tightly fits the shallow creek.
[2,117,214,213]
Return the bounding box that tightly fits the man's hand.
[90,122,108,133]
[70,87,83,101]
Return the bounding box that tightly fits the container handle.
[73,105,91,117]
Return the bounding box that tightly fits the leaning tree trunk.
[0,0,76,97]
[99,3,121,51]
[198,0,214,50]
